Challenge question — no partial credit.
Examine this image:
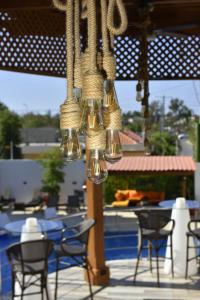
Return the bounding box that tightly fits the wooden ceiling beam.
[0,0,51,10]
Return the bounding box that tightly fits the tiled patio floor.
[48,259,200,300]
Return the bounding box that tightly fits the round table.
[159,200,200,209]
[4,219,63,235]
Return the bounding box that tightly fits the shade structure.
[0,0,200,79]
[107,156,196,175]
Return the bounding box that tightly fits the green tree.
[0,109,22,158]
[166,98,192,133]
[0,101,8,112]
[39,148,65,198]
[21,112,59,128]
[149,131,176,155]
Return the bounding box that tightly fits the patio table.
[5,218,62,300]
[4,219,63,236]
[163,198,198,277]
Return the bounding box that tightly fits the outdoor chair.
[74,189,85,205]
[134,210,175,286]
[14,197,44,212]
[54,218,95,300]
[0,212,10,235]
[66,195,80,214]
[185,218,200,278]
[7,239,54,300]
[44,207,58,220]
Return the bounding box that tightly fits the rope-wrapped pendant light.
[53,0,128,183]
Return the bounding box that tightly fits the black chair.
[185,218,200,278]
[134,210,175,286]
[7,239,54,300]
[54,218,95,300]
[67,195,80,213]
[74,189,85,205]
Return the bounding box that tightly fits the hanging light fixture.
[53,0,128,183]
[136,7,151,156]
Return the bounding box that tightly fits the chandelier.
[53,0,128,184]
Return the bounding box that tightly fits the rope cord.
[53,0,74,99]
[87,0,97,70]
[74,0,82,88]
[104,108,121,130]
[101,0,116,80]
[66,0,73,99]
[86,130,106,150]
[107,0,128,35]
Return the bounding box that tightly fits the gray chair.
[54,218,95,300]
[134,209,175,286]
[185,218,200,278]
[67,195,80,214]
[0,212,10,235]
[7,239,54,300]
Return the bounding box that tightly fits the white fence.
[0,159,85,203]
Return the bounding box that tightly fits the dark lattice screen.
[0,10,200,80]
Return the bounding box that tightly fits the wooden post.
[181,176,187,198]
[86,179,110,285]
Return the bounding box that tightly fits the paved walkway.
[48,259,200,300]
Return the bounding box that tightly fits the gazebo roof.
[107,156,196,175]
[0,0,200,79]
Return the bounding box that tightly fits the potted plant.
[39,148,65,207]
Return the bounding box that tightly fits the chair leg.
[149,242,153,273]
[54,257,59,300]
[185,235,189,279]
[11,272,15,299]
[133,243,143,283]
[155,243,160,287]
[85,259,93,300]
[170,234,174,278]
[21,275,25,300]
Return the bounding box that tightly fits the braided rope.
[87,0,97,70]
[52,0,66,11]
[74,0,82,88]
[86,130,106,150]
[101,0,116,80]
[107,0,128,35]
[60,101,81,129]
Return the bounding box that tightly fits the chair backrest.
[74,218,95,244]
[135,210,171,231]
[0,213,10,228]
[68,195,80,208]
[44,207,57,219]
[7,239,54,267]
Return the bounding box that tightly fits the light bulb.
[105,129,122,163]
[136,82,142,102]
[103,80,119,109]
[60,128,81,162]
[87,149,108,184]
[82,99,104,132]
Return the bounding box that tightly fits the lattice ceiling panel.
[0,10,200,80]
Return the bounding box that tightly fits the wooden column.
[181,176,187,198]
[86,179,110,285]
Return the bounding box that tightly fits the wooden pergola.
[0,0,200,285]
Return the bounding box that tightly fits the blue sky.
[0,70,200,115]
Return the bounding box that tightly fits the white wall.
[0,159,85,203]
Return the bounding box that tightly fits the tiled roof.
[123,130,143,143]
[20,127,59,143]
[107,156,195,173]
[119,132,137,145]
